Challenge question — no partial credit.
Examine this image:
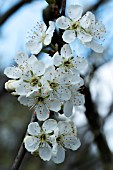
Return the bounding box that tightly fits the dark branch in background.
[85,89,113,170]
[61,0,66,15]
[11,113,37,170]
[0,0,33,26]
[89,0,108,12]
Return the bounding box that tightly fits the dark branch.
[0,0,33,26]
[61,0,66,15]
[85,89,113,170]
[11,113,37,170]
[86,0,108,12]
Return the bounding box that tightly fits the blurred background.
[0,0,113,170]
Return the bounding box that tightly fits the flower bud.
[5,80,18,92]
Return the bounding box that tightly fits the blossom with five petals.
[24,119,57,161]
[63,78,85,117]
[51,121,81,163]
[53,44,88,74]
[26,21,55,54]
[56,5,106,53]
[4,51,46,96]
[18,89,61,121]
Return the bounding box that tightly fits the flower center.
[63,60,72,67]
[71,21,80,30]
[30,77,39,86]
[49,82,58,90]
[38,96,44,103]
[56,136,62,142]
[41,34,46,43]
[40,134,46,143]
[62,58,74,70]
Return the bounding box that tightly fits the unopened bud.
[5,80,18,92]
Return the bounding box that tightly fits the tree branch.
[85,89,113,170]
[61,0,66,15]
[11,113,37,170]
[0,0,33,26]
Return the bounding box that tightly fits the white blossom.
[64,78,85,117]
[56,5,106,53]
[24,119,57,161]
[41,66,73,101]
[51,121,81,164]
[4,51,46,96]
[18,89,61,121]
[79,12,106,53]
[26,21,55,54]
[53,44,88,75]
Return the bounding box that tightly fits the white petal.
[52,145,65,164]
[24,136,40,152]
[61,44,72,59]
[72,57,88,72]
[56,69,73,84]
[27,122,40,136]
[72,92,85,106]
[70,78,84,91]
[80,11,95,29]
[18,95,34,107]
[63,136,81,150]
[77,28,92,42]
[4,67,22,79]
[15,51,28,65]
[42,119,57,133]
[39,143,52,161]
[58,121,72,135]
[85,40,104,53]
[32,60,45,76]
[68,5,83,21]
[56,16,71,29]
[46,98,61,112]
[56,85,71,101]
[53,52,63,66]
[16,81,35,96]
[64,100,73,117]
[38,21,47,34]
[27,55,38,65]
[91,21,106,40]
[44,34,53,45]
[46,21,55,34]
[62,30,76,43]
[70,71,82,84]
[26,40,42,54]
[35,104,50,121]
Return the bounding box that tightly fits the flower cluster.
[4,44,87,121]
[24,119,81,163]
[56,5,106,53]
[4,4,105,164]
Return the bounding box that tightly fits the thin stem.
[41,49,50,54]
[11,113,37,170]
[50,43,57,51]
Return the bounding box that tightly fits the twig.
[11,113,37,170]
